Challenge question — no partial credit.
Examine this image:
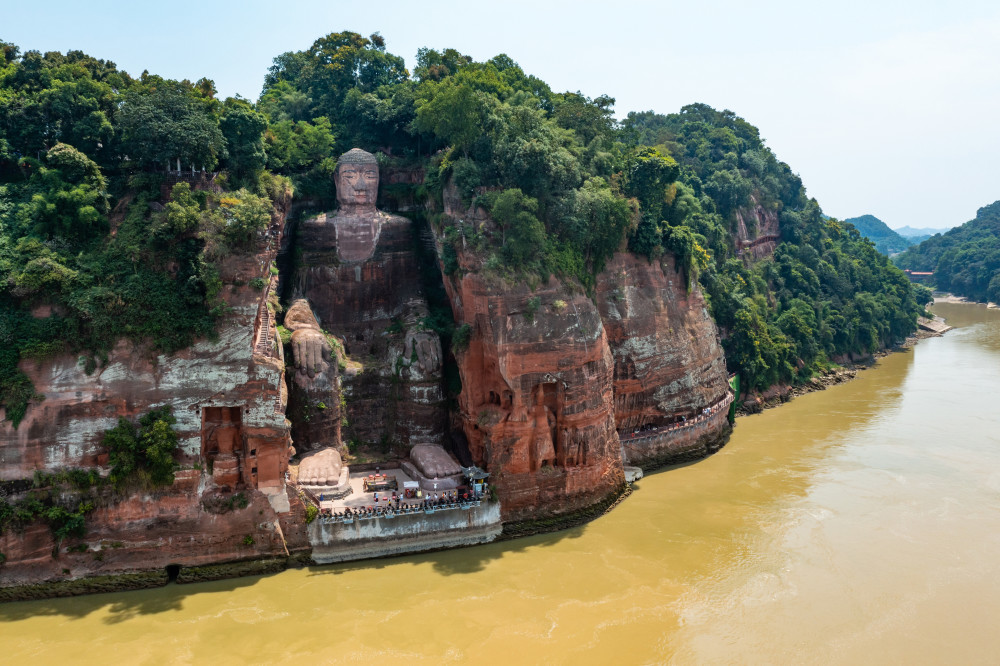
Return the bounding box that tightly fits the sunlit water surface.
[2,302,999,664]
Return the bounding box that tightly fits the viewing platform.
[304,466,501,564]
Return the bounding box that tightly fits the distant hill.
[894,201,1000,303]
[894,225,952,238]
[843,215,913,255]
[893,225,951,245]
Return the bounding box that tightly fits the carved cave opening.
[201,406,245,488]
[530,381,564,471]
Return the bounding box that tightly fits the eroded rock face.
[439,185,624,521]
[439,183,732,520]
[0,195,302,588]
[0,248,291,489]
[735,197,781,260]
[595,253,732,466]
[445,269,624,522]
[0,482,310,590]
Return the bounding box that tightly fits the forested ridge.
[895,201,1000,303]
[1,31,927,425]
[843,215,913,256]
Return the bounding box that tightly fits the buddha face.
[335,163,379,206]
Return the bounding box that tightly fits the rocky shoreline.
[736,321,946,416]
[933,294,998,308]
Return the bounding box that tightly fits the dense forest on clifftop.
[894,201,1000,303]
[0,31,927,426]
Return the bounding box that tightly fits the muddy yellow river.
[2,302,999,664]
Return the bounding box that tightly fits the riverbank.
[934,293,998,308]
[736,319,947,416]
[1,434,725,602]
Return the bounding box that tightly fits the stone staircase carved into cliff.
[250,276,287,417]
[419,226,437,255]
[253,276,279,358]
[737,234,781,257]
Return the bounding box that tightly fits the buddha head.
[334,148,379,208]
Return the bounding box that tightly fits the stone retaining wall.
[308,502,501,564]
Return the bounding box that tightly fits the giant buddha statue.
[287,148,445,455]
[327,148,386,262]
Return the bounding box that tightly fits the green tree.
[16,143,108,246]
[489,189,546,270]
[104,416,139,487]
[566,177,634,273]
[262,31,407,129]
[265,117,335,172]
[552,92,615,145]
[414,47,473,82]
[414,79,495,156]
[220,97,267,185]
[104,406,178,489]
[664,224,710,289]
[117,80,225,170]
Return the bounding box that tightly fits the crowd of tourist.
[619,392,734,442]
[318,488,487,524]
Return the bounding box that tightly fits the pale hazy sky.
[5,0,998,230]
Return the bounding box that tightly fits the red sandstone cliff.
[0,168,738,593]
[447,270,625,522]
[439,187,624,522]
[0,476,308,591]
[438,183,733,519]
[0,193,303,589]
[595,253,732,466]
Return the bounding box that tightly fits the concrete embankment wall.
[308,503,502,564]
